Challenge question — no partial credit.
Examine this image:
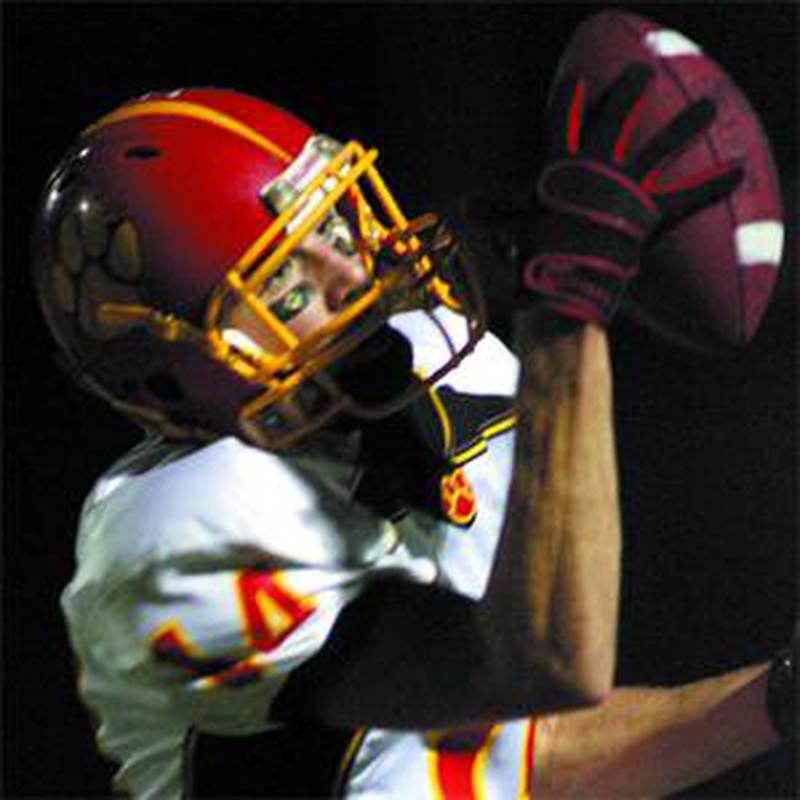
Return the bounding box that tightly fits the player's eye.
[269,282,312,322]
[317,216,356,257]
[263,257,298,296]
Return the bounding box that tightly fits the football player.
[34,29,794,800]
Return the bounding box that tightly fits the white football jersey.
[61,308,534,799]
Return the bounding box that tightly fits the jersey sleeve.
[127,560,367,735]
[75,437,438,738]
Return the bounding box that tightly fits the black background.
[4,2,797,797]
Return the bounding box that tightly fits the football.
[552,11,784,351]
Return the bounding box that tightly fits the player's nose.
[307,241,370,311]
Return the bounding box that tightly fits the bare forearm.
[483,312,621,709]
[536,663,781,798]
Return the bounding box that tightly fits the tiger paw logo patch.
[440,468,477,527]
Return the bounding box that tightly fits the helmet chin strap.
[324,325,453,520]
[355,392,454,522]
[330,324,418,406]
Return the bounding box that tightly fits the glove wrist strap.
[521,252,637,325]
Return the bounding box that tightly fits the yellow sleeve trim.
[451,413,516,466]
[334,727,369,797]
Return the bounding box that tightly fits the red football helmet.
[33,87,486,449]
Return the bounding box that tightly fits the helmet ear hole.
[145,373,184,405]
[125,146,161,160]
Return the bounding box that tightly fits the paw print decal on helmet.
[46,147,146,343]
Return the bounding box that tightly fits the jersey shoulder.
[75,435,390,581]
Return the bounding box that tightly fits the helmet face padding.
[33,87,486,450]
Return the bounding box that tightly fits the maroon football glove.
[521,63,743,325]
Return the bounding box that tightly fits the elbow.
[484,657,610,720]
[569,670,613,708]
[493,638,615,715]
[477,597,617,715]
[543,654,613,711]
[545,634,616,709]
[537,610,618,708]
